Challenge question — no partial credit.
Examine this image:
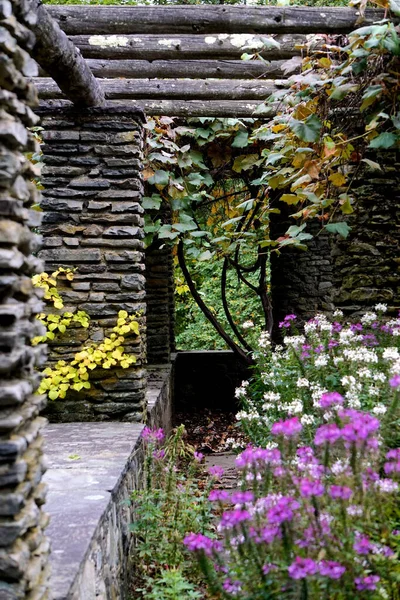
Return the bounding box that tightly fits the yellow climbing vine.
[32,268,139,401]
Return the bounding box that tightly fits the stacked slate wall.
[0,0,50,597]
[332,151,400,317]
[37,106,147,423]
[270,151,400,329]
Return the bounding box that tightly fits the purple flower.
[319,392,344,409]
[223,579,242,595]
[194,451,204,462]
[301,344,312,359]
[271,417,302,437]
[288,557,318,579]
[328,339,339,349]
[314,344,325,354]
[142,427,165,442]
[362,334,378,346]
[332,322,343,333]
[381,324,393,334]
[279,314,297,328]
[384,448,400,474]
[153,449,165,460]
[208,490,230,502]
[350,323,363,332]
[329,485,352,500]
[220,509,251,529]
[208,465,224,479]
[262,563,277,575]
[314,423,342,446]
[267,496,300,525]
[353,534,373,555]
[259,525,281,543]
[340,410,380,443]
[235,446,281,469]
[389,374,400,388]
[299,478,324,498]
[354,575,380,591]
[183,533,214,555]
[319,560,346,580]
[231,491,254,504]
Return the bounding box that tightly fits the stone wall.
[332,151,400,317]
[37,105,147,422]
[270,152,400,329]
[0,0,50,597]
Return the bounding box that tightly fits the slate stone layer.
[37,105,148,423]
[271,152,400,329]
[0,0,50,597]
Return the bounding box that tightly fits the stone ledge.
[42,365,172,600]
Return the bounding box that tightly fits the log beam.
[28,0,105,107]
[47,5,387,35]
[50,58,297,80]
[33,77,286,101]
[39,99,276,118]
[67,33,313,61]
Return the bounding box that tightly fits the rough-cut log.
[28,0,105,107]
[55,58,295,80]
[39,98,276,118]
[67,33,312,61]
[34,77,286,101]
[47,5,387,35]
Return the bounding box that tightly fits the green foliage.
[175,261,263,350]
[129,426,214,599]
[33,270,139,400]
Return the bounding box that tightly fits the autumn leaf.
[329,172,346,187]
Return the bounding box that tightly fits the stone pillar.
[270,213,334,335]
[37,106,147,422]
[0,1,50,597]
[331,151,400,317]
[145,202,175,364]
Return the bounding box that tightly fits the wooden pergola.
[31,3,388,117]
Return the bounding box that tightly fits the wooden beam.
[67,33,310,61]
[39,99,276,118]
[65,58,296,80]
[33,77,286,101]
[47,5,386,35]
[28,0,104,107]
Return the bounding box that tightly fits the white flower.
[361,311,377,324]
[347,505,363,516]
[343,348,378,363]
[296,378,310,388]
[375,303,387,313]
[258,331,271,348]
[284,335,306,348]
[243,320,254,329]
[339,328,356,345]
[323,411,334,421]
[304,322,317,333]
[333,309,343,318]
[314,354,329,367]
[300,414,315,425]
[372,404,387,415]
[333,357,344,365]
[285,400,303,415]
[391,359,400,374]
[358,368,372,379]
[382,347,400,361]
[331,459,349,475]
[393,328,400,336]
[373,372,386,382]
[262,391,281,404]
[374,479,399,493]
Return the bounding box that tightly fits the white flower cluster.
[235,380,249,399]
[283,335,305,348]
[258,331,271,348]
[342,348,378,363]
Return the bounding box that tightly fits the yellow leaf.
[281,194,301,205]
[329,172,346,187]
[272,124,286,133]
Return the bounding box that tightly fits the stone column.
[145,202,175,364]
[0,0,50,597]
[37,106,147,422]
[331,151,400,317]
[270,213,334,335]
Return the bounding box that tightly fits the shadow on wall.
[174,350,249,412]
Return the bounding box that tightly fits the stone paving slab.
[42,422,143,599]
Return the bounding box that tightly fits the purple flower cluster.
[272,417,302,437]
[329,485,352,500]
[390,374,400,388]
[319,392,344,409]
[279,314,297,329]
[208,465,224,479]
[384,448,400,474]
[299,478,324,498]
[288,557,346,580]
[353,533,373,555]
[267,496,300,525]
[314,408,380,447]
[183,533,215,556]
[354,575,380,591]
[142,427,164,442]
[235,446,281,469]
[220,509,251,530]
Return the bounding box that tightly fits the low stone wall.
[0,1,50,598]
[37,105,148,422]
[42,366,172,600]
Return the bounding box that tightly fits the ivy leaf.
[281,194,301,205]
[329,172,347,187]
[198,250,213,261]
[148,170,169,188]
[390,0,400,16]
[142,195,162,210]
[325,222,351,238]
[232,154,259,173]
[360,85,383,112]
[369,132,398,149]
[232,131,249,148]
[361,158,382,171]
[289,115,322,143]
